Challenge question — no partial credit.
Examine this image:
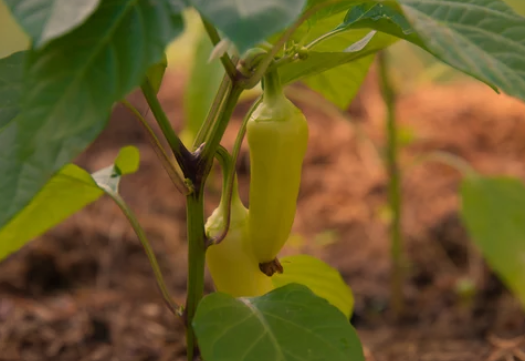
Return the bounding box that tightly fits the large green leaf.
[191,0,307,53]
[193,283,364,361]
[0,0,183,231]
[272,255,355,318]
[341,1,422,46]
[0,51,24,128]
[461,176,525,307]
[342,0,525,102]
[0,146,139,261]
[4,0,101,47]
[182,29,224,146]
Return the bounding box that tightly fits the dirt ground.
[1,67,525,361]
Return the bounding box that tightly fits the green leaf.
[272,255,355,318]
[340,1,422,46]
[0,0,184,231]
[193,284,364,361]
[147,54,169,94]
[4,0,101,47]
[460,176,525,307]
[398,0,525,100]
[191,0,308,53]
[0,51,24,128]
[114,145,140,175]
[0,146,140,261]
[182,29,224,145]
[343,0,525,103]
[302,54,374,109]
[304,0,362,23]
[92,146,139,193]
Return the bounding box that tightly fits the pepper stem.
[262,69,283,105]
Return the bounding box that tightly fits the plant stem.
[121,100,191,195]
[193,74,232,149]
[198,84,243,173]
[378,50,404,317]
[305,28,346,49]
[108,192,182,317]
[201,16,237,80]
[208,95,261,246]
[184,191,207,361]
[141,79,194,177]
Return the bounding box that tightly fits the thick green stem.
[141,79,194,177]
[378,50,404,317]
[185,191,207,360]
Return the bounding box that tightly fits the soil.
[2,67,525,361]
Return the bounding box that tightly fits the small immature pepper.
[246,70,309,263]
[205,177,274,297]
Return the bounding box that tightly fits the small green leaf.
[114,145,140,175]
[4,0,101,47]
[0,146,140,261]
[0,0,184,231]
[191,0,307,53]
[194,283,364,361]
[272,255,355,318]
[146,54,168,94]
[182,29,224,146]
[0,51,24,128]
[461,176,525,307]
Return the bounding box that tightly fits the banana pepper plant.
[1,0,525,360]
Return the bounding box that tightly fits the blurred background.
[1,2,525,361]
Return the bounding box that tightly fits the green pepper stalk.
[246,69,309,264]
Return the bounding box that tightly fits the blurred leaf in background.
[0,1,30,59]
[461,176,525,309]
[181,29,224,148]
[504,0,525,15]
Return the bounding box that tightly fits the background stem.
[185,191,207,360]
[108,192,182,317]
[378,50,404,318]
[121,100,190,194]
